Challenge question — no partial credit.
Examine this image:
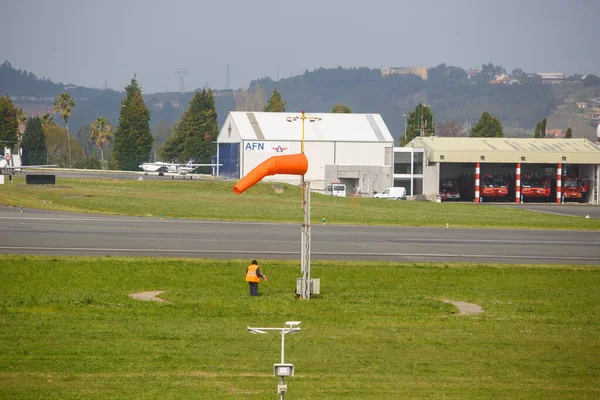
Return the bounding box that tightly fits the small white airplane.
[139,158,220,179]
[0,153,56,175]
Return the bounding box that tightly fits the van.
[373,187,406,200]
[325,183,347,197]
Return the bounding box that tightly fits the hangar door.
[218,143,240,178]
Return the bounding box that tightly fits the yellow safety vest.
[245,264,260,283]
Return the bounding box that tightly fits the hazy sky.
[1,0,599,93]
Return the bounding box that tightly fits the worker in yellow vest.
[245,259,268,296]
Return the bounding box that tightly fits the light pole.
[286,111,321,300]
[248,321,302,399]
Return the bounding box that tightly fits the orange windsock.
[234,153,308,195]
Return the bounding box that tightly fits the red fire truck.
[561,177,588,201]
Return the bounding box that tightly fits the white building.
[216,111,394,194]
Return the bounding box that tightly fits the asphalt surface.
[492,202,600,219]
[1,207,599,265]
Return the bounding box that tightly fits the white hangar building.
[216,111,395,193]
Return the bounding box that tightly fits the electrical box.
[274,363,294,377]
[311,278,320,294]
[296,278,320,295]
[277,384,288,394]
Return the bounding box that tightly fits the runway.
[1,207,599,265]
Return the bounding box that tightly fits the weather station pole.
[248,321,302,399]
[287,111,321,300]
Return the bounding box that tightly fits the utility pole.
[175,70,188,94]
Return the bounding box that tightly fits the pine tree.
[263,90,286,112]
[565,128,572,138]
[0,94,19,146]
[159,88,218,170]
[534,122,541,138]
[540,118,547,138]
[21,117,47,165]
[470,112,504,138]
[113,76,153,170]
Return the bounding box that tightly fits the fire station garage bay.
[405,137,600,204]
[216,111,395,194]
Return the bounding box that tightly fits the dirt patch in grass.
[441,299,484,316]
[128,290,168,303]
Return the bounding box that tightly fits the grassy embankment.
[1,256,599,399]
[1,177,599,230]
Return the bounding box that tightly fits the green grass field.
[1,177,599,398]
[1,256,599,399]
[1,177,599,230]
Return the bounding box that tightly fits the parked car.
[374,187,406,200]
[325,183,347,197]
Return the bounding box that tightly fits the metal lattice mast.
[175,70,188,94]
[301,180,311,299]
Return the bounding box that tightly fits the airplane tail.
[233,154,308,195]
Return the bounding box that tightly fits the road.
[1,207,599,265]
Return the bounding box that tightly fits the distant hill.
[4,60,595,145]
[0,60,234,149]
[255,65,559,141]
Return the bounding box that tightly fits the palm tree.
[53,92,76,167]
[40,112,56,129]
[89,117,113,165]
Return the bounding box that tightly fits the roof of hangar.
[219,111,394,143]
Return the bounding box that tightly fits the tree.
[234,83,267,111]
[540,118,547,138]
[534,121,541,138]
[583,74,600,87]
[75,123,96,158]
[112,76,153,170]
[0,94,18,147]
[44,124,86,168]
[40,112,56,129]
[151,120,172,152]
[21,117,47,165]
[534,118,547,138]
[263,90,286,112]
[437,120,463,137]
[470,112,504,138]
[159,88,218,171]
[15,107,26,142]
[331,103,352,113]
[400,103,435,146]
[53,92,76,167]
[89,116,113,164]
[565,128,572,138]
